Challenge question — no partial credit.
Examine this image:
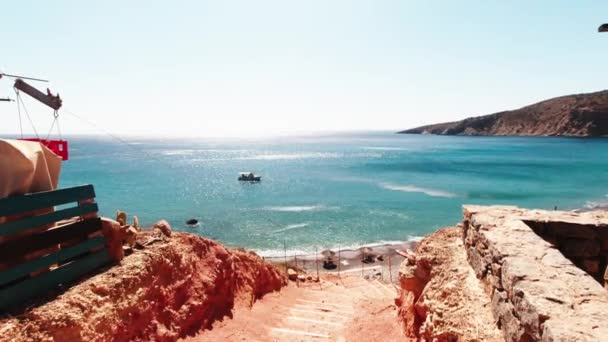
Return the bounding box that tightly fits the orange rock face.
[101,217,125,261]
[0,232,285,341]
[396,226,503,341]
[153,219,172,237]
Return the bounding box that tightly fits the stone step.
[342,283,385,299]
[269,327,330,340]
[299,289,354,302]
[285,307,350,323]
[293,303,353,315]
[282,315,346,328]
[276,317,339,335]
[372,279,398,298]
[296,298,354,310]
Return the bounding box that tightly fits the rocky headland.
[400,90,608,136]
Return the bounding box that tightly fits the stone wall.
[525,220,608,283]
[463,205,608,342]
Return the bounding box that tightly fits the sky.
[1,1,608,137]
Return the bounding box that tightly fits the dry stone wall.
[525,220,608,283]
[463,205,608,342]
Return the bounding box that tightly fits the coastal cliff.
[0,231,285,342]
[400,90,608,136]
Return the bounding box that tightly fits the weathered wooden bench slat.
[0,184,95,217]
[0,248,112,311]
[0,217,102,263]
[0,236,106,288]
[0,202,99,238]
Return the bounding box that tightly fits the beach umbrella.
[599,24,608,32]
[321,250,336,264]
[359,247,373,254]
[321,249,336,257]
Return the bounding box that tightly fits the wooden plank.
[0,236,106,287]
[0,202,98,238]
[0,185,95,217]
[0,248,111,312]
[0,218,102,263]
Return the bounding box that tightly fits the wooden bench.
[0,184,111,311]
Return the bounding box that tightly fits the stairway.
[190,274,400,342]
[267,275,398,341]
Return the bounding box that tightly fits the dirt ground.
[188,274,405,341]
[0,232,284,342]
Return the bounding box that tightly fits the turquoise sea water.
[52,133,608,256]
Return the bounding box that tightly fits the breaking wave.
[262,205,338,212]
[272,223,310,233]
[161,149,196,156]
[380,183,457,198]
[254,237,422,258]
[362,146,410,151]
[236,152,340,161]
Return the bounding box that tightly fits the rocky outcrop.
[0,231,285,342]
[464,205,608,341]
[400,90,608,136]
[397,227,503,341]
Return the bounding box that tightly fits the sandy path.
[187,274,405,341]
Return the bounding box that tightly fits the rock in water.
[186,218,199,226]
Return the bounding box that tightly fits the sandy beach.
[264,240,417,284]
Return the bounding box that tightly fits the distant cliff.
[400,90,608,137]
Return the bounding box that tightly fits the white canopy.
[0,139,62,199]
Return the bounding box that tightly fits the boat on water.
[238,172,261,182]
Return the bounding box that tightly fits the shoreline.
[248,237,422,259]
[261,239,418,283]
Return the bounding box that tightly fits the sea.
[51,132,608,256]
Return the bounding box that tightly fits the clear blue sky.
[2,1,607,137]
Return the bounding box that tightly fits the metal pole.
[388,254,392,283]
[295,254,299,287]
[361,252,364,278]
[0,73,49,82]
[315,247,319,280]
[338,245,341,279]
[283,239,287,274]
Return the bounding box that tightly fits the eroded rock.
[153,219,172,237]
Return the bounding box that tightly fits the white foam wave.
[254,238,421,258]
[362,146,410,151]
[367,209,410,221]
[407,235,424,242]
[252,248,313,258]
[584,201,608,210]
[272,223,310,233]
[236,152,339,161]
[262,205,338,212]
[328,176,376,183]
[380,183,457,198]
[161,149,196,156]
